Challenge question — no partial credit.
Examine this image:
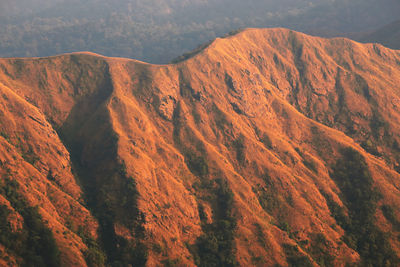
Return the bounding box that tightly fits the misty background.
[0,0,399,63]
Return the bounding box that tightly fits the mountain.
[1,28,400,266]
[0,0,400,63]
[284,0,400,34]
[360,19,400,50]
[0,0,63,18]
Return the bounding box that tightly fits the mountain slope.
[0,29,400,266]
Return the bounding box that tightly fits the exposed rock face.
[0,29,400,266]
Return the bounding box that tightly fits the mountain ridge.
[1,0,400,63]
[3,27,399,65]
[0,28,400,266]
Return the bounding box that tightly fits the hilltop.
[1,0,400,63]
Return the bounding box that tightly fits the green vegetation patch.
[381,205,400,231]
[253,171,291,222]
[282,244,313,267]
[232,135,246,165]
[87,168,148,267]
[185,151,209,177]
[307,233,335,267]
[192,178,238,267]
[0,177,60,266]
[328,147,399,266]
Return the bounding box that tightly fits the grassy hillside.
[0,29,400,266]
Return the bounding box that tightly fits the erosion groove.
[58,62,148,266]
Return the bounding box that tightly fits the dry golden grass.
[0,28,400,266]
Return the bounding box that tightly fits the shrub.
[185,152,209,177]
[232,136,245,165]
[192,178,238,267]
[282,244,313,267]
[260,134,273,149]
[381,205,400,231]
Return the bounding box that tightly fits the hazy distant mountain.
[285,0,400,34]
[1,0,399,63]
[359,19,400,50]
[1,28,400,266]
[0,0,399,62]
[0,0,63,18]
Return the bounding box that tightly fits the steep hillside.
[0,29,400,266]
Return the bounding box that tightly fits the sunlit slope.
[0,28,400,266]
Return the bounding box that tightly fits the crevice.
[57,61,147,266]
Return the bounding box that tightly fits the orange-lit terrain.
[1,28,400,266]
